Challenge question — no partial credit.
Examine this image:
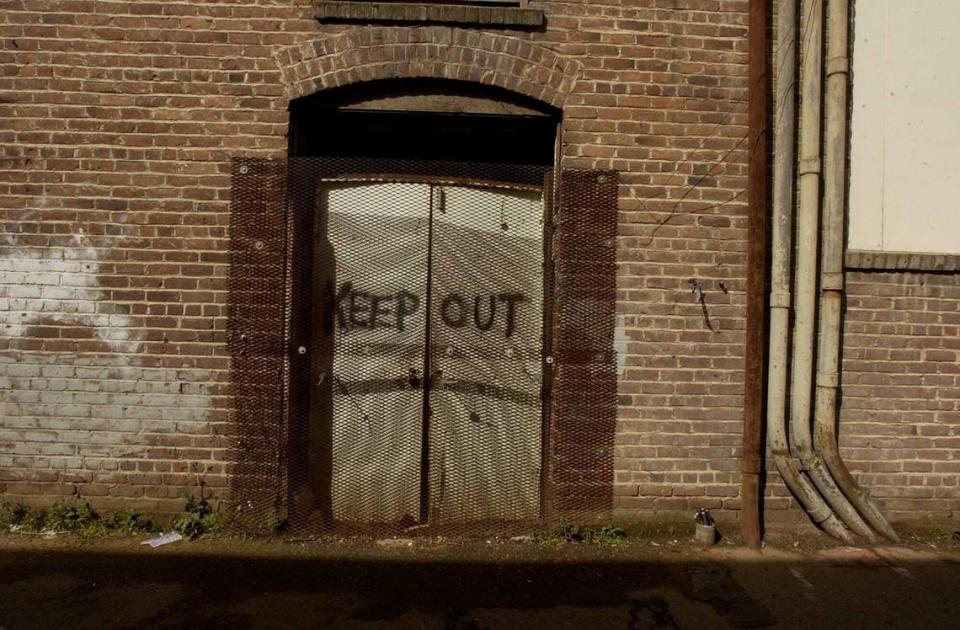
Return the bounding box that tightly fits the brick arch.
[275,26,581,109]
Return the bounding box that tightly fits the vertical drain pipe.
[815,0,899,542]
[741,0,768,550]
[791,0,874,541]
[767,0,852,542]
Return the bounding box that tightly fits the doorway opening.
[285,79,561,531]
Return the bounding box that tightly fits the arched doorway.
[285,79,561,531]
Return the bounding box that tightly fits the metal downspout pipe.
[814,0,900,542]
[768,0,852,542]
[742,0,768,551]
[791,0,876,541]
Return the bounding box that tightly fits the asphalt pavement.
[1,535,958,629]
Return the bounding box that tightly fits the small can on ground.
[694,508,717,546]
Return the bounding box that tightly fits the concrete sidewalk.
[1,535,959,629]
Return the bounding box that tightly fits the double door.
[312,180,545,525]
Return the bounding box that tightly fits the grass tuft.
[172,496,223,540]
[535,521,628,545]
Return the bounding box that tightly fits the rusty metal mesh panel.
[227,158,288,531]
[549,171,619,521]
[227,158,617,537]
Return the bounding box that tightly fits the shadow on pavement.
[1,542,958,629]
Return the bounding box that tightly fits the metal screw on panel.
[297,346,307,355]
[597,175,607,183]
[545,355,554,364]
[254,240,264,250]
[240,333,248,341]
[239,165,249,175]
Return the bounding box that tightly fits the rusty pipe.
[741,0,769,550]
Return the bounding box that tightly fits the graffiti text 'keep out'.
[324,282,526,338]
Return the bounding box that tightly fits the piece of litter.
[375,538,414,548]
[789,568,814,590]
[892,566,915,581]
[141,532,183,548]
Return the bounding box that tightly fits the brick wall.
[0,0,955,526]
[838,271,960,523]
[0,0,299,513]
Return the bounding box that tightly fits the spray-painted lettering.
[327,282,525,337]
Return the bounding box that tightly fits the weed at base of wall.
[0,499,154,537]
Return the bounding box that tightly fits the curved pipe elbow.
[771,453,855,543]
[813,416,901,543]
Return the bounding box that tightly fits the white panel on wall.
[848,0,960,254]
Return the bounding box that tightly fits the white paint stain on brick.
[1,216,214,488]
[614,315,628,376]
[1,232,138,353]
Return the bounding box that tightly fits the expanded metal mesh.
[228,158,617,536]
